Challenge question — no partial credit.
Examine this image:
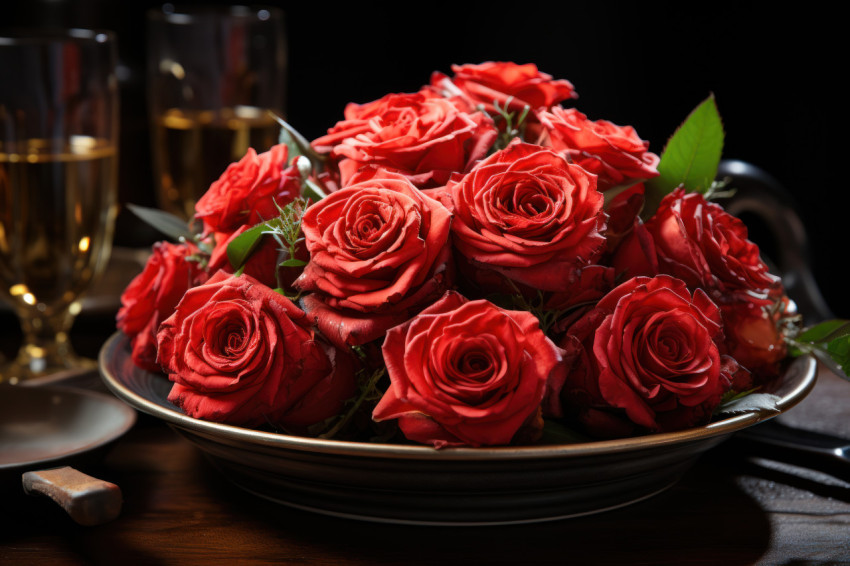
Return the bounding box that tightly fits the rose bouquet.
[119,61,848,448]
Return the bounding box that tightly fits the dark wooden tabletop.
[2,298,850,565]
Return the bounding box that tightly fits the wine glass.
[147,5,287,221]
[0,29,119,384]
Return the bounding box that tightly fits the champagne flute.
[0,29,119,384]
[147,5,287,221]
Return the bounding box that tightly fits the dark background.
[7,1,845,317]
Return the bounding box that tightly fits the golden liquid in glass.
[0,136,118,318]
[151,106,281,220]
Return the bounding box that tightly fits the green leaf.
[788,318,850,382]
[810,347,849,382]
[715,393,781,417]
[719,387,758,406]
[643,94,724,219]
[226,221,274,270]
[658,94,725,191]
[126,203,192,241]
[827,335,850,375]
[302,177,328,203]
[798,319,850,344]
[279,258,307,268]
[271,112,326,170]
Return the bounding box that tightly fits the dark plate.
[0,382,137,473]
[99,331,816,525]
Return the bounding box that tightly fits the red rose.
[194,144,302,234]
[157,271,356,430]
[311,90,497,189]
[432,61,577,116]
[293,168,454,349]
[373,291,566,448]
[619,188,779,299]
[538,107,660,192]
[117,241,205,372]
[556,275,732,436]
[440,140,606,293]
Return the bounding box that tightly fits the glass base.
[0,352,98,385]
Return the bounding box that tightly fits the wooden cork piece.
[21,466,122,526]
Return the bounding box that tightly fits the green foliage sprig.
[488,97,532,152]
[224,197,309,294]
[789,320,850,381]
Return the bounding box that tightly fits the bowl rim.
[99,331,817,461]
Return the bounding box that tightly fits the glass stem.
[16,308,78,372]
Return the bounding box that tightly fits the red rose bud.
[373,291,567,448]
[156,271,356,430]
[293,168,454,349]
[538,107,660,192]
[441,140,606,294]
[311,90,497,189]
[432,61,578,116]
[117,241,206,372]
[720,294,789,381]
[194,144,302,234]
[556,275,731,436]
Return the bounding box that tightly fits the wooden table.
[2,316,850,565]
